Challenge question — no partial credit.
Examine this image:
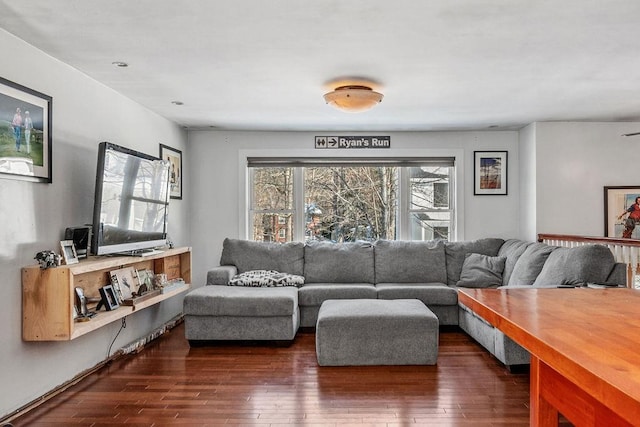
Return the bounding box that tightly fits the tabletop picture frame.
[474,151,508,195]
[99,285,120,311]
[160,143,182,199]
[0,76,53,183]
[60,240,79,265]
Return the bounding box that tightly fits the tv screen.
[91,142,170,255]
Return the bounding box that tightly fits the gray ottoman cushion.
[184,285,297,317]
[316,299,439,366]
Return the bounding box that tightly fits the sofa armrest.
[207,266,238,286]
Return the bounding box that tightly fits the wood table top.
[458,287,640,420]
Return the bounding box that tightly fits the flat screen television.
[91,142,171,256]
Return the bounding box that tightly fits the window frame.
[241,148,465,241]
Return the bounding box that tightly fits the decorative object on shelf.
[60,240,79,265]
[0,76,53,183]
[110,266,138,302]
[159,143,182,199]
[97,285,120,311]
[474,151,508,195]
[34,250,61,269]
[324,85,383,113]
[604,186,640,239]
[137,268,155,292]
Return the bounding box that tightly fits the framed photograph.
[109,266,139,302]
[0,77,52,183]
[136,268,155,293]
[98,285,120,311]
[604,186,640,239]
[474,151,508,195]
[60,240,79,265]
[160,143,182,199]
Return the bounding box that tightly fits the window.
[249,157,455,242]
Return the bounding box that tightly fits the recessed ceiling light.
[171,101,184,106]
[111,61,128,67]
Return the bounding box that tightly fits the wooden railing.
[538,233,640,289]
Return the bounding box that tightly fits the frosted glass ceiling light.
[324,85,383,113]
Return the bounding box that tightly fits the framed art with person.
[604,186,640,239]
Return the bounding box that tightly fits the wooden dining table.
[457,287,640,426]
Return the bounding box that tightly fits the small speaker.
[65,226,91,259]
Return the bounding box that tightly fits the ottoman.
[315,299,438,366]
[183,285,299,343]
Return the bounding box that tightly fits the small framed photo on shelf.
[99,285,120,311]
[474,151,508,195]
[136,268,155,294]
[109,266,138,302]
[60,240,79,265]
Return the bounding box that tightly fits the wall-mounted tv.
[91,142,171,256]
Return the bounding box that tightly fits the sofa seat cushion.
[220,238,304,275]
[229,270,304,287]
[532,244,616,287]
[508,243,555,286]
[374,240,446,284]
[376,283,458,305]
[183,285,298,317]
[456,253,506,288]
[298,283,377,306]
[304,241,375,283]
[444,238,505,287]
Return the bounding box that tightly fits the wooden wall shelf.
[22,247,192,341]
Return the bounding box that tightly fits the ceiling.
[2,1,640,132]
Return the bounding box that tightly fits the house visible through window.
[249,157,455,242]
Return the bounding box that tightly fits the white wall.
[0,30,189,417]
[533,122,640,236]
[188,130,520,287]
[518,123,537,240]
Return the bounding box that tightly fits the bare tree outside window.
[250,163,453,242]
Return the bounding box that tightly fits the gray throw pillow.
[532,245,615,287]
[444,238,505,287]
[507,243,555,286]
[456,253,506,288]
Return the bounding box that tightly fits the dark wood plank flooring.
[10,323,531,426]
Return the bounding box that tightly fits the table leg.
[530,355,559,426]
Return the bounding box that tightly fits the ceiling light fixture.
[324,85,383,113]
[111,61,128,67]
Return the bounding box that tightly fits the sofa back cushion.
[374,240,446,284]
[304,241,375,283]
[444,238,505,287]
[507,242,555,286]
[220,238,304,275]
[532,244,616,287]
[498,239,532,286]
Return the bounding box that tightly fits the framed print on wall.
[160,144,182,199]
[604,186,640,239]
[474,151,508,195]
[0,76,52,183]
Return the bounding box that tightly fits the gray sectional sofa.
[184,237,626,367]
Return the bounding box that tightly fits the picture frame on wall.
[474,151,508,195]
[60,240,79,265]
[0,76,52,183]
[159,144,182,199]
[604,186,640,239]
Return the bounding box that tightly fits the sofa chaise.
[184,237,626,367]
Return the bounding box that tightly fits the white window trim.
[239,148,465,241]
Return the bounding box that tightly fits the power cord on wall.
[107,317,127,361]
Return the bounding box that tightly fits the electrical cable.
[107,317,127,360]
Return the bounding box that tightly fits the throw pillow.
[228,270,305,287]
[456,253,506,288]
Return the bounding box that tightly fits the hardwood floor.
[10,323,531,426]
